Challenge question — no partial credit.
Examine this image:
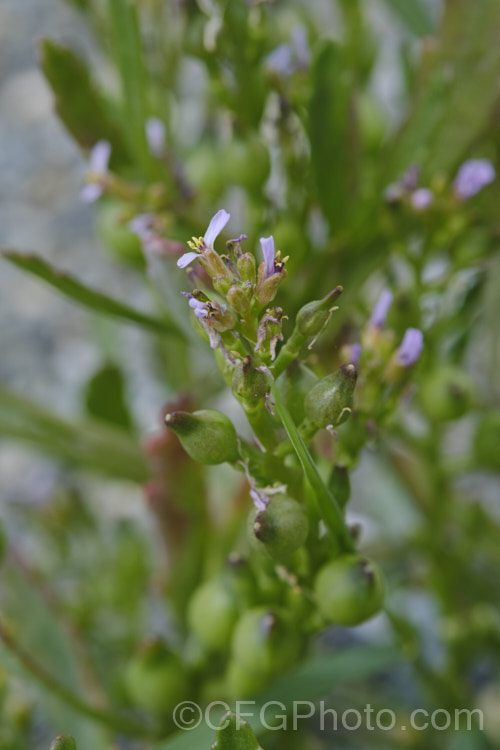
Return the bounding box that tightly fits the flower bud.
[164,409,239,464]
[227,284,250,314]
[254,270,285,307]
[49,737,77,750]
[314,555,385,626]
[231,607,301,676]
[304,364,357,430]
[237,253,256,284]
[232,357,270,401]
[125,638,189,718]
[295,286,343,338]
[248,495,308,562]
[213,711,261,750]
[420,366,475,421]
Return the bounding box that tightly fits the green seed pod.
[231,607,301,676]
[420,366,476,421]
[304,364,357,430]
[275,361,318,425]
[295,286,343,339]
[225,660,268,699]
[188,577,240,652]
[125,638,189,718]
[237,253,256,284]
[248,495,308,562]
[212,711,261,750]
[165,409,239,464]
[49,737,77,750]
[232,357,270,402]
[314,555,385,626]
[474,412,500,471]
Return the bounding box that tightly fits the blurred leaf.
[309,42,358,233]
[108,0,150,170]
[212,713,261,750]
[84,362,134,431]
[39,39,129,165]
[2,250,182,338]
[154,646,399,750]
[0,384,149,481]
[0,568,108,749]
[387,0,500,180]
[378,0,435,37]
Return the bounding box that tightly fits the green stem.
[271,384,355,553]
[0,618,160,740]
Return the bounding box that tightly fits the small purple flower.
[370,289,393,328]
[260,236,276,278]
[265,24,310,77]
[145,117,166,158]
[397,328,424,367]
[80,140,111,203]
[350,343,362,365]
[411,188,433,211]
[454,159,496,199]
[177,209,231,268]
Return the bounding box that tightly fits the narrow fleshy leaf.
[2,250,182,338]
[271,384,355,553]
[39,39,129,165]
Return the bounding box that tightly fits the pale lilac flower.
[411,188,433,211]
[454,159,496,199]
[145,117,166,158]
[80,140,111,203]
[250,488,269,512]
[350,343,362,365]
[177,209,231,268]
[384,164,420,204]
[370,289,393,328]
[397,328,424,366]
[265,24,310,77]
[129,214,155,242]
[260,236,276,278]
[188,297,209,319]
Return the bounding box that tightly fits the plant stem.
[271,384,355,553]
[0,617,160,740]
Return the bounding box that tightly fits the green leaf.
[379,0,435,37]
[271,384,355,553]
[108,0,150,171]
[39,39,129,165]
[2,250,182,338]
[387,0,500,180]
[212,713,262,750]
[0,384,149,482]
[84,362,134,431]
[308,42,358,233]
